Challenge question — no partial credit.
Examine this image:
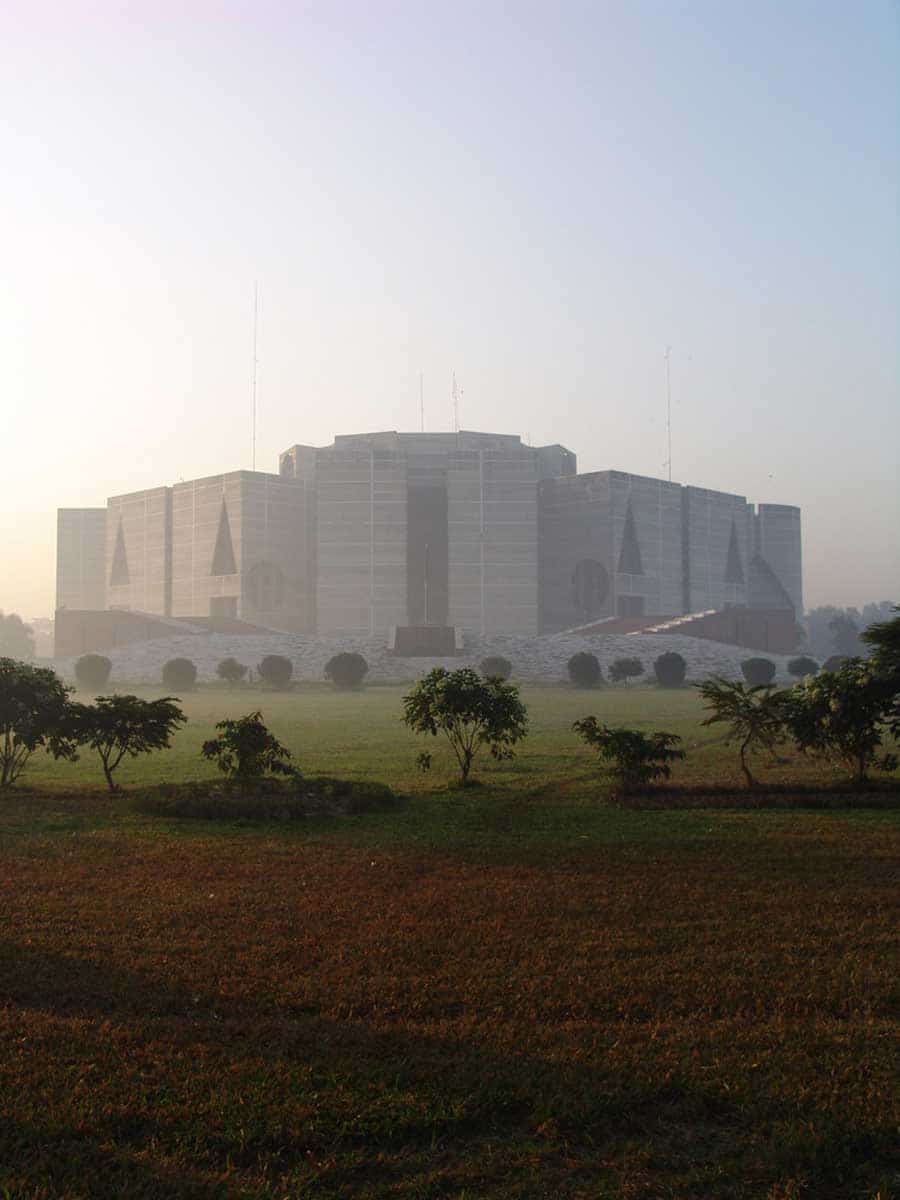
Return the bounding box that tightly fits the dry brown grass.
[1,793,898,1199]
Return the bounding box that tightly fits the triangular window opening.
[109,520,130,587]
[725,518,745,585]
[617,502,644,575]
[210,500,237,576]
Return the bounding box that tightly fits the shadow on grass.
[1,943,896,1199]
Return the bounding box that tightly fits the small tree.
[829,613,861,658]
[862,607,900,737]
[479,656,512,681]
[609,657,644,685]
[74,654,113,691]
[162,658,197,691]
[567,651,602,688]
[201,711,294,787]
[0,659,78,789]
[740,657,776,686]
[788,655,819,679]
[573,718,684,793]
[402,667,528,785]
[216,657,248,686]
[258,655,293,690]
[785,660,898,785]
[70,695,186,792]
[324,652,369,688]
[654,651,687,687]
[0,613,35,660]
[697,678,789,788]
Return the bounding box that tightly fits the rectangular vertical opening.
[406,485,449,625]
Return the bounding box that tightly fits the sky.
[1,0,898,619]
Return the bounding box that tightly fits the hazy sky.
[2,0,898,619]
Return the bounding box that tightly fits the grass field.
[1,685,898,1198]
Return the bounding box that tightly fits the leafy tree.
[609,657,644,684]
[70,695,185,792]
[573,718,684,793]
[803,606,857,660]
[402,667,528,785]
[258,655,293,689]
[654,651,687,687]
[822,655,849,674]
[162,658,197,690]
[861,606,900,677]
[567,652,602,687]
[829,613,862,658]
[787,655,819,679]
[697,679,789,788]
[201,711,295,786]
[861,606,900,737]
[324,652,369,688]
[74,654,112,691]
[479,656,512,681]
[740,657,776,686]
[216,657,248,686]
[0,613,35,660]
[785,660,898,784]
[0,659,78,789]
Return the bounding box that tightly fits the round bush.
[740,657,776,686]
[654,651,686,687]
[609,656,644,684]
[216,657,248,685]
[324,652,369,688]
[788,655,819,679]
[162,658,197,690]
[567,651,602,687]
[822,655,849,673]
[258,655,294,689]
[480,655,512,681]
[74,653,112,691]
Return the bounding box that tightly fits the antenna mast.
[664,344,672,482]
[419,371,424,432]
[451,371,461,433]
[251,283,259,471]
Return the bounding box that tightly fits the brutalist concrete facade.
[56,429,802,641]
[538,468,801,633]
[56,508,107,612]
[102,472,312,633]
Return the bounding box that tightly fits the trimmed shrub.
[822,655,850,674]
[324,652,369,688]
[480,656,512,681]
[74,654,112,691]
[654,651,687,688]
[162,658,197,691]
[741,657,777,686]
[258,655,293,690]
[216,657,248,686]
[788,655,819,679]
[609,657,644,685]
[567,652,602,688]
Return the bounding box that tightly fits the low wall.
[52,630,797,686]
[54,609,208,658]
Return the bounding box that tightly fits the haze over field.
[1,0,897,617]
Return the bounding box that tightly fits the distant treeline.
[802,602,897,661]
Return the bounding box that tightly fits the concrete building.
[55,430,802,650]
[56,508,107,612]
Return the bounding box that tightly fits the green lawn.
[1,684,898,1199]
[21,681,871,797]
